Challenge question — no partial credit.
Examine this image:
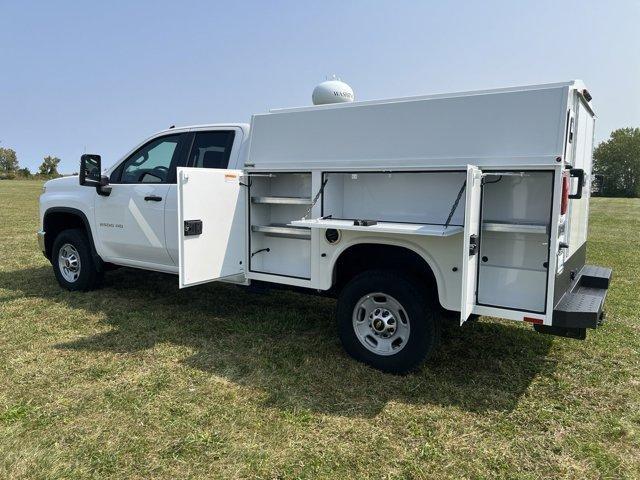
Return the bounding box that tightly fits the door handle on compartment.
[468,234,478,256]
[568,168,585,200]
[184,220,202,236]
[144,195,163,202]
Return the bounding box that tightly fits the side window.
[118,134,183,184]
[188,131,236,169]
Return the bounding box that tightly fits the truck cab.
[39,124,249,276]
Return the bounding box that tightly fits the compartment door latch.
[568,168,585,199]
[468,234,478,256]
[184,220,203,236]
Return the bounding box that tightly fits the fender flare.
[43,207,103,268]
[328,236,447,307]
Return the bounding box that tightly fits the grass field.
[0,180,638,479]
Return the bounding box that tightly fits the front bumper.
[37,230,46,254]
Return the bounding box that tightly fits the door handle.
[184,219,202,236]
[144,195,163,202]
[568,168,585,199]
[468,234,478,256]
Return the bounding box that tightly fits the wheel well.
[43,209,95,261]
[333,243,439,303]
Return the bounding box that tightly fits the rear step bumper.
[552,264,612,328]
[535,265,612,339]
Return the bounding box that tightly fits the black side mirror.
[80,154,111,195]
[80,154,103,186]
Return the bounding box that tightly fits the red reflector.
[524,316,544,325]
[561,172,570,215]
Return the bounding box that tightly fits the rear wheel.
[52,229,103,291]
[337,270,440,373]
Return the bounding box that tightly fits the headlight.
[42,185,46,193]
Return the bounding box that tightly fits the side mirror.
[80,154,103,186]
[80,154,111,195]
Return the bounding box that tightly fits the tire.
[337,269,440,374]
[51,228,103,291]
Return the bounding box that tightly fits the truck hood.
[44,175,80,191]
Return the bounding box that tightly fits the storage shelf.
[482,221,548,235]
[290,218,463,237]
[251,196,312,205]
[251,223,311,240]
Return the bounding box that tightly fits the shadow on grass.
[1,265,555,417]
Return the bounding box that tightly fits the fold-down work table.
[290,218,463,237]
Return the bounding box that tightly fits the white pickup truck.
[39,81,611,373]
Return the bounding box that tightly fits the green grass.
[0,179,638,479]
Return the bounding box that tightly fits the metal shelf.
[290,218,463,237]
[251,223,311,240]
[251,196,312,205]
[482,221,548,235]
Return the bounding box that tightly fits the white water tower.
[312,75,354,105]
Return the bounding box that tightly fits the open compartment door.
[177,167,246,288]
[460,165,482,324]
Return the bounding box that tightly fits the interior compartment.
[249,172,312,279]
[478,171,553,312]
[322,172,467,225]
[247,168,554,312]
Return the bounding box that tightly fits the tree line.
[0,147,62,180]
[593,127,640,197]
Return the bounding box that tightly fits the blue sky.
[1,0,639,173]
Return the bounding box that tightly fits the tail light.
[561,171,570,215]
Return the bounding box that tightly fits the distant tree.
[16,166,31,178]
[38,155,61,177]
[0,147,19,178]
[593,127,640,197]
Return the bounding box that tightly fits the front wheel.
[337,270,440,374]
[52,228,103,291]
